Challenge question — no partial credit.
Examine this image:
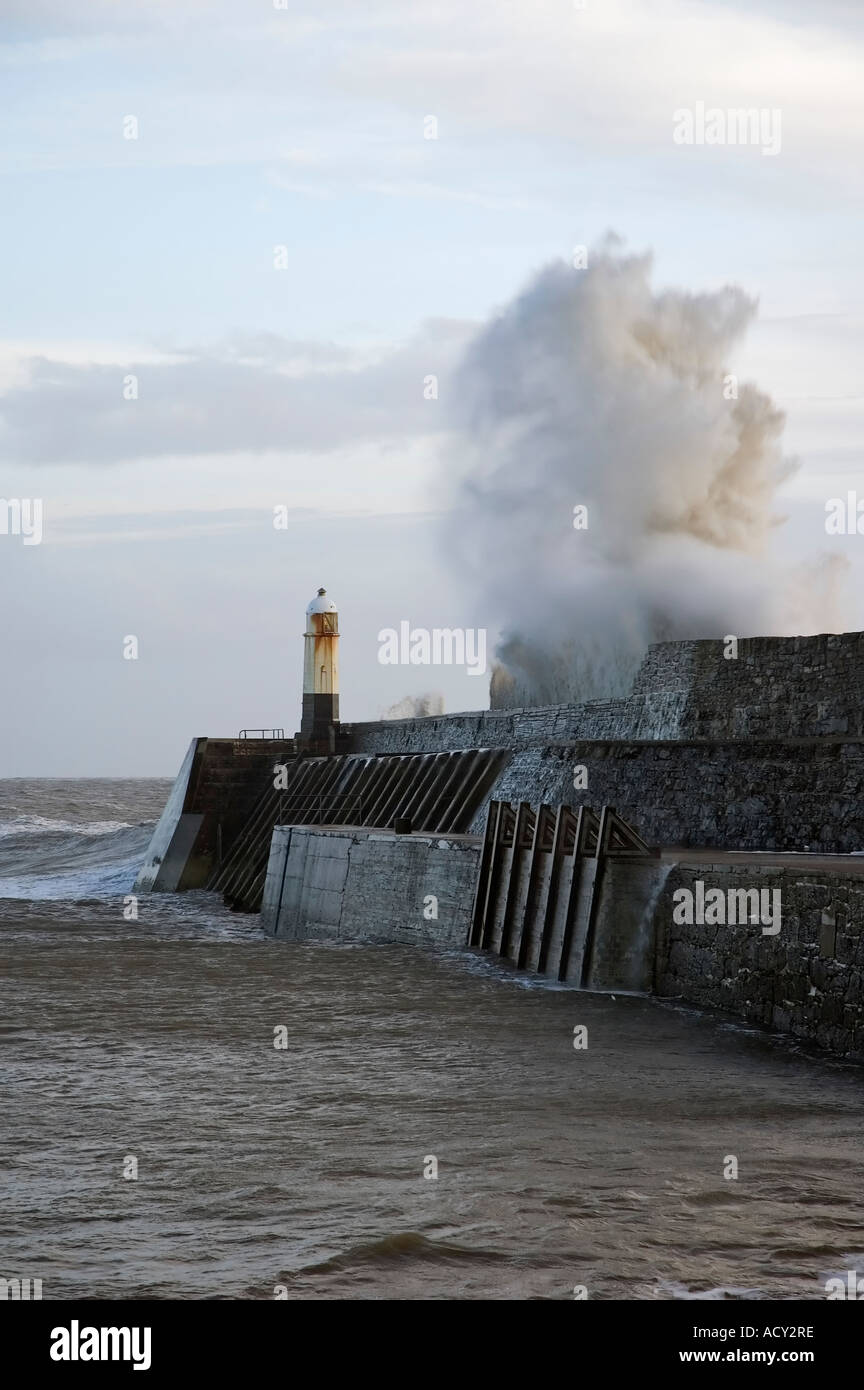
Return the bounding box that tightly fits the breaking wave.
[0,820,152,900]
[0,781,166,900]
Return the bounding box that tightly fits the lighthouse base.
[300,693,340,743]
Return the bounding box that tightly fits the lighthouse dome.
[306,587,337,616]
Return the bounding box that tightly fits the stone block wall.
[633,632,864,739]
[470,739,864,854]
[340,631,864,756]
[653,862,864,1058]
[338,699,630,755]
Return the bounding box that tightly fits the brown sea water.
[2,779,864,1300]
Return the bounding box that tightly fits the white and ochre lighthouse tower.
[301,587,340,742]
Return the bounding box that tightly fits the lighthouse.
[301,587,340,743]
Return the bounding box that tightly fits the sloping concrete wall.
[135,736,296,893]
[261,826,481,946]
[134,738,202,891]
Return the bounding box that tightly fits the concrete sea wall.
[135,736,296,893]
[476,850,662,992]
[140,632,864,894]
[260,815,664,995]
[134,738,203,892]
[261,826,480,946]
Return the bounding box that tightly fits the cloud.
[3,0,861,198]
[334,0,864,182]
[0,321,471,464]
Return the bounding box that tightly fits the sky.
[1,0,862,775]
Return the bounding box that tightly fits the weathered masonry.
[654,860,864,1058]
[137,606,864,1060]
[468,802,657,991]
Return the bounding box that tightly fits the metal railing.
[238,728,286,739]
[276,794,365,824]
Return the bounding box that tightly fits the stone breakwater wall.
[339,633,864,855]
[631,632,864,739]
[477,739,864,854]
[339,699,634,754]
[341,632,864,755]
[652,863,864,1059]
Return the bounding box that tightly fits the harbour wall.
[260,826,480,946]
[341,632,864,754]
[134,735,296,892]
[654,862,864,1058]
[138,632,864,893]
[135,629,864,1056]
[259,826,864,1058]
[478,739,864,853]
[259,822,663,992]
[335,632,864,856]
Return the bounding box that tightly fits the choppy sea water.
[3,778,864,1301]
